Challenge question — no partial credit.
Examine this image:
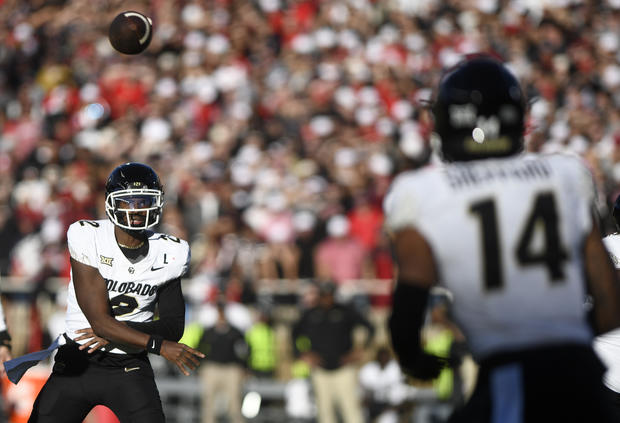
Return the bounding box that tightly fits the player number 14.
[470,192,569,291]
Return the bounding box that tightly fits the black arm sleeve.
[389,281,446,380]
[126,278,185,342]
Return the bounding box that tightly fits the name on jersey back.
[446,159,551,190]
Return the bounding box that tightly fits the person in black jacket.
[197,298,248,423]
[292,281,375,423]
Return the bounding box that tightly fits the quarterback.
[28,162,204,422]
[385,56,620,422]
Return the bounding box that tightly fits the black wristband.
[146,335,164,355]
[0,330,11,351]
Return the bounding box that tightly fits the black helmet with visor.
[105,162,164,230]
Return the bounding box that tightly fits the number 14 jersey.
[65,219,190,354]
[384,154,595,360]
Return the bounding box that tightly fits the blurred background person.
[420,290,470,422]
[292,281,375,423]
[245,304,277,379]
[284,360,315,423]
[315,214,373,312]
[314,215,371,285]
[358,346,410,423]
[197,297,249,423]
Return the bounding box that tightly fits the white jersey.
[384,154,595,360]
[594,234,620,392]
[65,219,190,354]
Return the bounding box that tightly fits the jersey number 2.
[470,192,569,291]
[110,294,138,316]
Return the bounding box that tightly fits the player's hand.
[404,352,448,380]
[160,340,205,376]
[75,327,110,353]
[0,345,11,377]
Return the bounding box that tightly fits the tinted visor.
[114,194,158,210]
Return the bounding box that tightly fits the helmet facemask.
[105,189,163,230]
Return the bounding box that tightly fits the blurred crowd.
[0,0,619,420]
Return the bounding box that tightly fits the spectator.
[422,291,468,405]
[196,290,254,334]
[197,298,249,423]
[347,194,384,254]
[292,281,375,423]
[284,360,315,423]
[315,214,373,311]
[1,0,620,419]
[292,210,321,280]
[358,347,410,423]
[314,215,369,284]
[369,231,394,308]
[245,306,277,378]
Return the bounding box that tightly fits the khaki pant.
[311,365,363,423]
[6,300,31,356]
[200,362,244,423]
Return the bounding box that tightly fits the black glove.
[402,352,448,380]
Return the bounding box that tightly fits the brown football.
[108,11,153,55]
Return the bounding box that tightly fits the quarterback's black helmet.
[105,162,164,230]
[432,55,526,162]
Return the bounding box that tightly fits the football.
[108,11,153,55]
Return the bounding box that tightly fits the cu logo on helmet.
[449,104,477,128]
[473,116,500,142]
[449,104,500,143]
